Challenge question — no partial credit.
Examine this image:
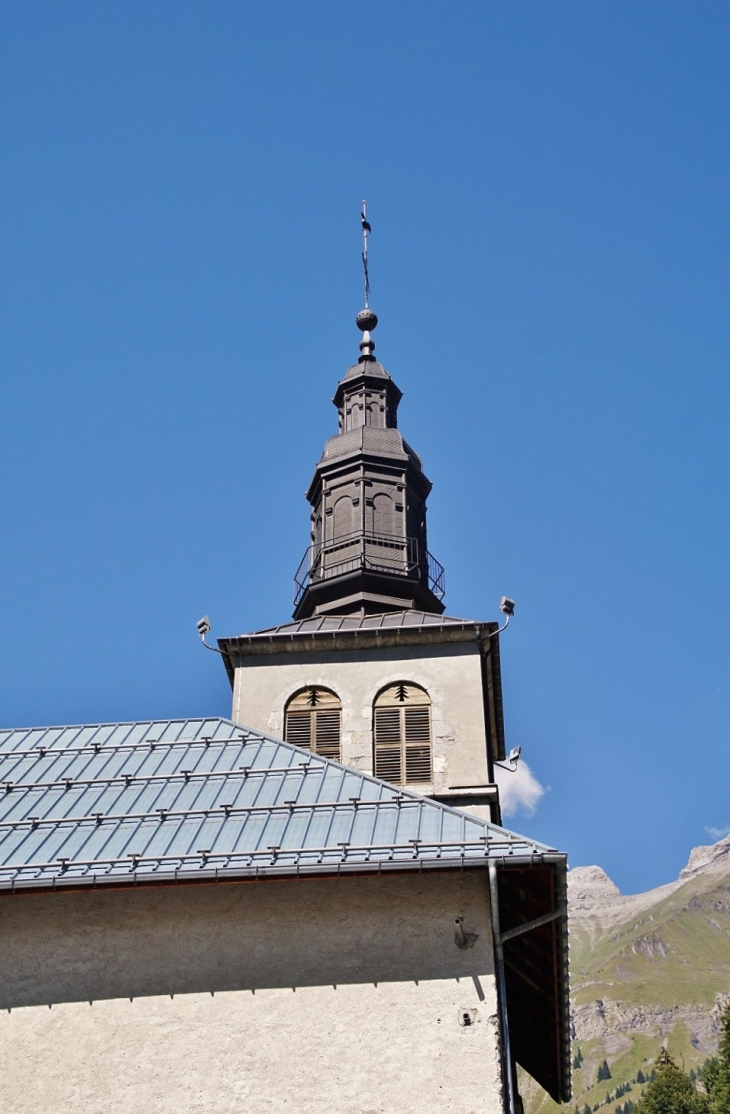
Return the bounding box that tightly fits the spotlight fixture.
[490,596,517,637]
[494,745,522,774]
[196,615,223,655]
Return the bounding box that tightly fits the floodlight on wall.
[494,744,522,773]
[196,615,224,655]
[490,596,516,638]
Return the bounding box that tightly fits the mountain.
[522,834,730,1113]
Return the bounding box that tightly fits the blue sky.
[1,3,729,894]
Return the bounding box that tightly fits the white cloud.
[705,824,730,842]
[494,759,548,818]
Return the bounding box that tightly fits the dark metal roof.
[0,717,561,892]
[228,611,478,641]
[342,359,391,381]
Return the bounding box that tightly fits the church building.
[0,266,570,1114]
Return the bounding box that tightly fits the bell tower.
[294,307,445,620]
[218,204,506,822]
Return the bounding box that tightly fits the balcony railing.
[293,531,445,608]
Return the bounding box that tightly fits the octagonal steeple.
[293,310,445,620]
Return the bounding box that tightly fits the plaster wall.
[232,641,490,791]
[0,870,502,1114]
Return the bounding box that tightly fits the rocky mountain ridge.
[523,833,730,1113]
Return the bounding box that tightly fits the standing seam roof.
[0,717,561,891]
[223,611,479,641]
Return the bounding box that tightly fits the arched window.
[332,496,355,540]
[284,687,341,762]
[373,682,432,785]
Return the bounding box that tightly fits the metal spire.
[356,201,378,360]
[361,200,371,308]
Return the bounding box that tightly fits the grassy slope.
[522,864,730,1113]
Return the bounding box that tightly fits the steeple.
[293,206,445,619]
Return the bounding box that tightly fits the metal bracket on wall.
[454,916,479,949]
[498,904,567,945]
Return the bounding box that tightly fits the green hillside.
[522,840,730,1114]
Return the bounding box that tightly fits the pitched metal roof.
[260,611,475,634]
[0,716,561,893]
[224,611,482,642]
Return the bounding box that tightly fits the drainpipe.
[489,861,516,1114]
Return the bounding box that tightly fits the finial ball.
[356,308,378,333]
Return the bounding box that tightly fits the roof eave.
[0,850,567,895]
[218,621,496,662]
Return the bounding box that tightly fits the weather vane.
[356,200,378,360]
[361,200,372,308]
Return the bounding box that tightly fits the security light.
[490,596,516,639]
[494,745,522,774]
[196,615,223,655]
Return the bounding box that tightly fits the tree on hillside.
[598,1060,612,1082]
[634,1049,708,1114]
[703,1001,730,1114]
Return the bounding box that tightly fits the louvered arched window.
[373,683,432,785]
[284,687,341,762]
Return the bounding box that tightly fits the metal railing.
[293,531,445,607]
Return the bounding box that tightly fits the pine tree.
[707,1001,730,1114]
[574,1047,585,1070]
[598,1060,612,1083]
[636,1070,646,1085]
[634,1049,708,1114]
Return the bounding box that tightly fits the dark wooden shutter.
[314,710,341,761]
[404,707,432,782]
[374,707,402,782]
[285,691,342,763]
[285,710,312,749]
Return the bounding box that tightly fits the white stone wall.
[0,870,503,1114]
[232,641,491,790]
